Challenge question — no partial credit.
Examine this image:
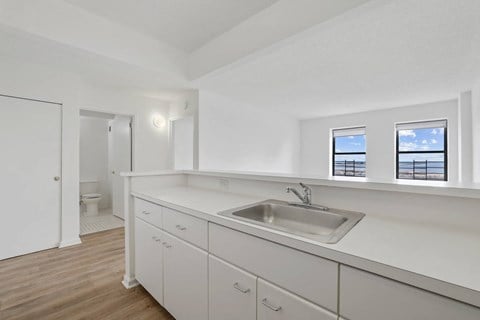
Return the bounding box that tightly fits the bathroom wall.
[79,116,111,210]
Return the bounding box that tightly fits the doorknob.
[54,176,61,181]
[112,171,116,175]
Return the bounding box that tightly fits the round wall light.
[152,114,166,128]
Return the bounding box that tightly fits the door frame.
[0,93,64,251]
[78,107,135,230]
[168,115,194,170]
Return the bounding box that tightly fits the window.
[332,127,366,177]
[396,120,447,181]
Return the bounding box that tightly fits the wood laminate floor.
[0,228,175,320]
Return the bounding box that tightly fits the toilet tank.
[80,180,99,195]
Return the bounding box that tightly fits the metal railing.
[334,160,366,177]
[398,160,445,181]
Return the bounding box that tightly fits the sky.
[334,128,446,163]
[398,128,444,152]
[335,135,366,153]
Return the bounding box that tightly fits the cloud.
[431,139,438,144]
[431,128,444,135]
[398,130,416,137]
[422,139,428,144]
[399,142,418,150]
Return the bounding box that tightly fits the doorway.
[171,116,194,170]
[79,109,133,235]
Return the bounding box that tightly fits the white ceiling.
[196,0,480,119]
[63,0,278,52]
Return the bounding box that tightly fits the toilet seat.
[82,193,102,199]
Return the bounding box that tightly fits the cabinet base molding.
[59,237,82,248]
[122,275,139,289]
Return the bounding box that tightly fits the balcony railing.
[334,160,366,177]
[397,160,445,181]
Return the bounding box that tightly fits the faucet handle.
[299,182,311,192]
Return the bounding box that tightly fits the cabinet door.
[163,232,208,320]
[134,218,164,304]
[340,266,480,320]
[209,255,257,320]
[257,279,337,320]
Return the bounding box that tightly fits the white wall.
[80,116,110,209]
[198,91,300,174]
[0,54,175,245]
[78,85,171,173]
[301,99,460,182]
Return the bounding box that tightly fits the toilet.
[80,180,102,216]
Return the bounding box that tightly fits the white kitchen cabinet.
[134,217,164,304]
[209,223,338,312]
[135,198,163,229]
[340,265,480,320]
[163,206,208,250]
[209,255,257,320]
[257,278,337,320]
[163,232,208,320]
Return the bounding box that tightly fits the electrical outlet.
[219,178,229,191]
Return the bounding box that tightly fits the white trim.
[122,275,139,289]
[59,237,82,248]
[332,126,366,137]
[396,119,447,131]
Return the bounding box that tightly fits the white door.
[163,232,208,320]
[134,218,164,304]
[0,95,61,260]
[111,116,131,219]
[209,255,257,320]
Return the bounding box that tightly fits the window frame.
[332,127,366,178]
[395,120,448,181]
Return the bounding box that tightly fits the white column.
[122,176,139,289]
[472,84,480,183]
[458,91,473,184]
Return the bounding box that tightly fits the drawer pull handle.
[142,211,150,215]
[155,239,162,243]
[233,282,250,294]
[162,242,172,248]
[175,224,187,231]
[262,298,282,312]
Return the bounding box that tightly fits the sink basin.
[218,200,365,244]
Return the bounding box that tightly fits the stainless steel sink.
[218,200,365,244]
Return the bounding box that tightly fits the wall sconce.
[152,114,166,128]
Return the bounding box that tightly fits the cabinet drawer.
[163,207,208,250]
[209,255,257,320]
[134,198,163,229]
[340,265,480,320]
[258,278,337,320]
[209,223,338,312]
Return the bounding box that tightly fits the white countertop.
[132,186,480,308]
[122,169,480,199]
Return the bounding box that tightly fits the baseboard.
[122,275,139,289]
[59,237,82,248]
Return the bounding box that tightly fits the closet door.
[0,95,62,260]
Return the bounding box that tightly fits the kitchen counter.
[131,186,480,308]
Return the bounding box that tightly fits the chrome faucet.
[286,182,312,206]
